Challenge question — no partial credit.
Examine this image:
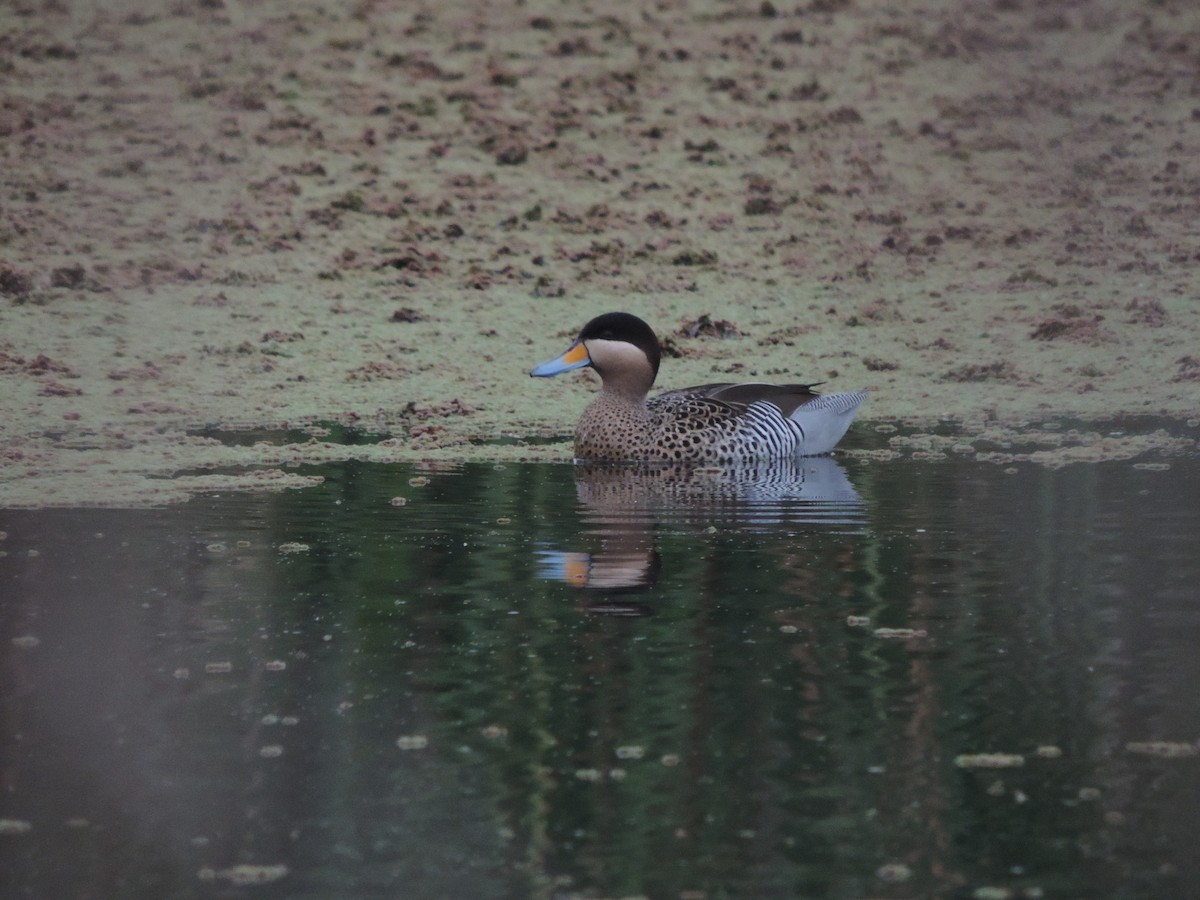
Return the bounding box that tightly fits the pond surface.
[2,435,1199,899]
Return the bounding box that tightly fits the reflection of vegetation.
[5,450,1197,896]
[228,454,1200,897]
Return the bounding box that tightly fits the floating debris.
[259,745,283,758]
[0,819,32,835]
[10,635,39,649]
[390,496,407,506]
[206,542,226,553]
[407,476,430,487]
[574,768,602,782]
[1125,741,1198,758]
[661,754,681,767]
[779,624,799,634]
[873,627,928,639]
[877,862,912,883]
[956,753,1025,769]
[204,661,233,674]
[615,745,645,760]
[204,864,289,886]
[390,307,426,323]
[1033,745,1062,759]
[481,725,508,740]
[396,735,429,750]
[678,313,739,338]
[277,542,310,554]
[971,888,1014,900]
[264,660,286,671]
[846,615,871,628]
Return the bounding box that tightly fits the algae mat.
[1,0,1197,505]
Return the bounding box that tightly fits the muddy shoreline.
[2,0,1198,506]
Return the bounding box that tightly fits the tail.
[789,390,869,455]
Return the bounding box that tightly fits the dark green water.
[2,445,1198,899]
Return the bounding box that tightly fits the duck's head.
[530,312,661,398]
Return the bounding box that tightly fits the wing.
[645,391,805,456]
[653,382,825,417]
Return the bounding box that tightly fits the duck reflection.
[537,456,864,601]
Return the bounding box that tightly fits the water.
[2,441,1199,899]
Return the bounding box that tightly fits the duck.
[530,312,868,462]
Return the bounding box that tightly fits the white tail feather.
[789,390,868,455]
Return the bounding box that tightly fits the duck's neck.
[598,377,651,403]
[585,339,657,403]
